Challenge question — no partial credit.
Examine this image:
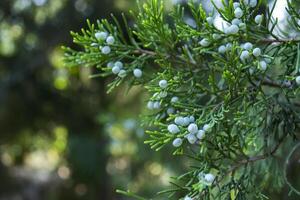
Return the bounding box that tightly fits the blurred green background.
[0,0,300,200]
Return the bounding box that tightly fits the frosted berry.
[168,124,180,134]
[255,15,263,24]
[159,80,168,89]
[188,123,198,134]
[204,173,215,184]
[118,69,127,78]
[253,48,261,57]
[187,134,197,144]
[197,130,205,139]
[101,46,111,54]
[95,31,108,40]
[234,7,243,18]
[172,138,183,147]
[106,36,115,45]
[133,68,143,78]
[112,66,121,74]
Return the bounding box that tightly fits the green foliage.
[64,0,300,199]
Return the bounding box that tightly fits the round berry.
[133,68,143,78]
[243,42,253,50]
[106,36,115,45]
[255,15,263,24]
[249,0,257,7]
[199,38,210,47]
[175,116,184,126]
[167,107,175,115]
[172,138,183,147]
[188,123,198,134]
[231,18,242,25]
[118,69,127,78]
[234,7,243,18]
[212,34,221,40]
[95,31,108,40]
[225,25,239,35]
[153,101,161,109]
[107,62,114,68]
[115,61,123,69]
[189,116,195,123]
[206,17,214,25]
[159,80,168,89]
[253,48,261,57]
[168,124,180,134]
[296,76,300,85]
[101,46,111,54]
[218,45,226,54]
[147,101,154,110]
[240,50,250,61]
[204,173,215,183]
[259,60,267,71]
[197,130,205,139]
[187,134,197,144]
[184,196,192,200]
[239,22,246,30]
[233,2,240,9]
[171,96,179,103]
[112,66,121,74]
[183,117,191,126]
[203,124,211,132]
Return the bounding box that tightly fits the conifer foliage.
[63,0,300,199]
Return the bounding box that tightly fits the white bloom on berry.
[226,43,232,51]
[186,134,197,144]
[233,2,240,9]
[249,0,257,7]
[188,123,198,134]
[231,18,242,25]
[147,101,154,110]
[255,15,263,24]
[167,107,175,115]
[159,80,168,89]
[114,61,123,69]
[107,62,114,68]
[133,68,143,78]
[153,101,161,109]
[259,60,267,71]
[225,25,239,35]
[189,116,195,123]
[197,130,205,140]
[159,91,168,98]
[206,17,214,25]
[112,66,121,74]
[171,96,179,103]
[296,76,300,85]
[95,31,108,40]
[234,7,243,18]
[218,45,226,54]
[172,138,183,147]
[252,48,261,57]
[118,69,127,78]
[199,38,210,47]
[240,50,250,61]
[239,22,246,30]
[212,34,221,40]
[203,124,211,132]
[249,68,255,75]
[184,196,192,200]
[243,42,253,50]
[101,46,111,54]
[175,116,184,126]
[106,36,115,45]
[183,117,191,126]
[168,124,180,134]
[204,173,215,184]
